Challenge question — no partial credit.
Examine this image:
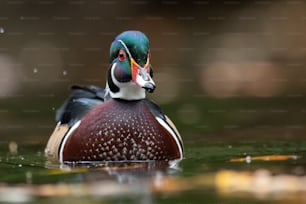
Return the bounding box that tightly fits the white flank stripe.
[59,120,81,163]
[156,117,183,159]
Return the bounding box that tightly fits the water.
[1,135,306,204]
[1,90,306,203]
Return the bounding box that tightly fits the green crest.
[110,30,150,66]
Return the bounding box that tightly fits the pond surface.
[1,133,306,204]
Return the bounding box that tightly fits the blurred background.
[0,0,306,144]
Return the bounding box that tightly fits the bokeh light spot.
[0,55,20,97]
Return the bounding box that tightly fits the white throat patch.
[109,63,146,100]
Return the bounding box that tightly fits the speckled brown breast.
[62,99,180,162]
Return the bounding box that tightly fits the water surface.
[1,133,305,204]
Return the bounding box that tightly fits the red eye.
[118,50,126,62]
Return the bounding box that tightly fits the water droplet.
[62,70,67,76]
[33,68,38,74]
[246,155,252,164]
[0,27,4,34]
[18,164,22,167]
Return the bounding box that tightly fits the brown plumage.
[60,99,181,162]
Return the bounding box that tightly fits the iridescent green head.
[110,30,150,66]
[106,31,155,100]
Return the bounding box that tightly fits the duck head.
[106,30,155,100]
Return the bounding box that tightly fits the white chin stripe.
[155,117,183,159]
[59,120,81,163]
[110,63,146,100]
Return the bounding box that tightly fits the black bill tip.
[143,83,156,93]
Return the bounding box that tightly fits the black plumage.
[55,85,105,126]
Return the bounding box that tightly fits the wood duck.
[45,30,184,163]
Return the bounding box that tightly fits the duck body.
[45,30,184,163]
[59,98,182,162]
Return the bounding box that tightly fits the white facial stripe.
[59,120,81,163]
[118,40,150,69]
[155,117,184,159]
[117,40,132,58]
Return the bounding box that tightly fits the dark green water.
[0,135,305,204]
[1,94,306,203]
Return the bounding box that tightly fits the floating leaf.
[229,154,300,162]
